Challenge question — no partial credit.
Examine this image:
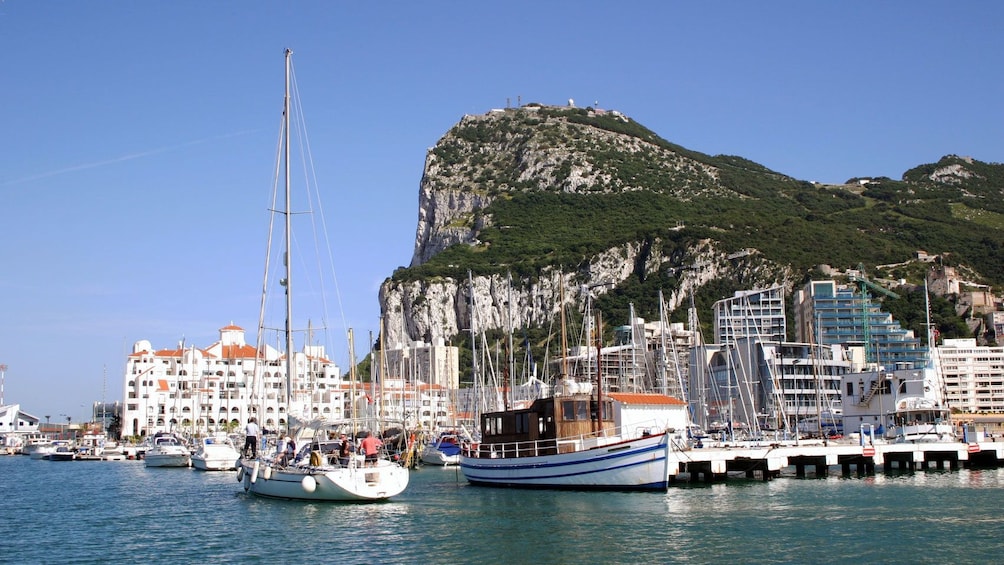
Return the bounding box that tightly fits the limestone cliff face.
[385,104,788,347]
[382,238,791,349]
[409,106,733,268]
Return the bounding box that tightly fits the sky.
[1,1,1001,423]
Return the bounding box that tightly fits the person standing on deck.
[360,433,382,467]
[243,418,260,458]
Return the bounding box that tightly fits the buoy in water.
[236,466,245,482]
[250,460,260,484]
[301,475,317,493]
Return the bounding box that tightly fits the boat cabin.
[477,392,688,458]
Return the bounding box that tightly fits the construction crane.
[848,264,899,365]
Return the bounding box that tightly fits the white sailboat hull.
[240,458,409,501]
[460,432,671,490]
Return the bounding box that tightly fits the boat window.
[561,401,575,421]
[576,401,589,421]
[515,413,530,434]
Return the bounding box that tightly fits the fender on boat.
[250,460,260,483]
[301,475,317,493]
[236,465,245,482]
[263,465,272,480]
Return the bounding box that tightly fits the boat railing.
[464,420,672,459]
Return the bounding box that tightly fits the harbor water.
[3,455,1003,564]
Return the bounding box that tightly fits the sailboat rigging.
[238,48,409,501]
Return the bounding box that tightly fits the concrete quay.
[667,440,1004,483]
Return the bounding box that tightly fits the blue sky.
[1,1,1001,422]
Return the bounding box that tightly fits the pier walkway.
[668,439,1004,483]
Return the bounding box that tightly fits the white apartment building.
[939,338,1004,413]
[121,324,346,438]
[371,339,460,391]
[714,286,787,345]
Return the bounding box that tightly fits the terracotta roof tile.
[606,392,687,406]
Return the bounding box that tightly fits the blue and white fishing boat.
[460,384,689,490]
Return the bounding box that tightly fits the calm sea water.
[2,456,1003,564]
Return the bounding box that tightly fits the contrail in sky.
[1,130,258,187]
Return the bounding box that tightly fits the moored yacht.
[144,433,192,468]
[192,433,241,471]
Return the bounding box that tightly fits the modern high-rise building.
[793,280,925,369]
[689,339,850,433]
[713,286,787,345]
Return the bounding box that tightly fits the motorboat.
[420,431,462,466]
[192,433,241,471]
[47,440,76,461]
[144,433,192,468]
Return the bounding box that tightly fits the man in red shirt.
[360,434,383,467]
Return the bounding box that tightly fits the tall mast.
[283,48,294,429]
[658,291,669,396]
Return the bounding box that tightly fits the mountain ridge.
[379,103,1003,351]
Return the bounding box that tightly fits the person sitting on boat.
[360,433,382,467]
[338,433,353,466]
[275,436,296,466]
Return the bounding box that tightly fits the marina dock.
[668,439,1004,483]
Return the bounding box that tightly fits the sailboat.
[238,49,409,501]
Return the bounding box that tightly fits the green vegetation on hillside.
[392,109,1003,353]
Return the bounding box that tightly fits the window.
[516,413,529,434]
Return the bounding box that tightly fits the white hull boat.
[460,389,689,491]
[48,443,75,461]
[144,434,191,468]
[460,430,672,490]
[235,50,409,503]
[420,432,462,466]
[192,434,241,471]
[239,456,409,501]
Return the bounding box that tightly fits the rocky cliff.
[382,104,796,347]
[381,104,1004,349]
